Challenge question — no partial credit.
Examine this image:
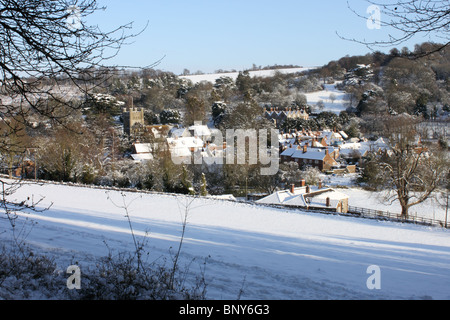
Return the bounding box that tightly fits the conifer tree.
[200,173,208,196]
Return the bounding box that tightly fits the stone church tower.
[123,107,144,136]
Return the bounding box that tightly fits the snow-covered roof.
[167,137,204,149]
[291,148,331,160]
[257,186,348,210]
[280,147,298,157]
[170,128,188,138]
[189,124,211,137]
[167,136,208,164]
[256,186,310,206]
[339,131,348,139]
[147,125,170,138]
[311,140,325,148]
[133,143,152,154]
[339,137,390,158]
[131,153,153,161]
[320,130,344,141]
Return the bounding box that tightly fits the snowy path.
[1,182,450,300]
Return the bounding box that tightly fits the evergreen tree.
[160,109,181,125]
[200,173,208,196]
[181,165,195,195]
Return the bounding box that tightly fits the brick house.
[280,144,338,171]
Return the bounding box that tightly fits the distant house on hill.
[264,107,309,127]
[257,180,349,213]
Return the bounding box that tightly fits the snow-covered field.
[305,82,349,114]
[1,181,450,300]
[180,67,315,84]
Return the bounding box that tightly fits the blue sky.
[91,0,435,74]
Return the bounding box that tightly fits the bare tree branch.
[338,0,450,57]
[0,0,155,231]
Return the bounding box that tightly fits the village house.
[256,179,349,213]
[166,135,226,167]
[319,129,347,146]
[279,129,321,146]
[338,137,389,164]
[264,107,309,127]
[145,125,171,140]
[166,136,205,164]
[280,143,339,171]
[130,142,154,162]
[279,128,347,150]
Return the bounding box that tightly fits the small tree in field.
[329,93,337,104]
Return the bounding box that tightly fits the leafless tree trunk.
[375,115,449,218]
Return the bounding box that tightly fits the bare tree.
[340,0,450,56]
[437,172,450,228]
[0,0,148,225]
[371,115,449,218]
[329,93,337,104]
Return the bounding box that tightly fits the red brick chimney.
[303,144,307,153]
[306,185,310,193]
[300,179,306,187]
[290,184,295,193]
[326,197,331,207]
[318,180,322,189]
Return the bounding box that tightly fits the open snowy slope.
[179,67,314,84]
[1,181,450,300]
[305,82,349,114]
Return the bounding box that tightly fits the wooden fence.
[348,206,449,228]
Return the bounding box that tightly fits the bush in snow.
[0,243,208,300]
[0,245,66,299]
[72,249,207,300]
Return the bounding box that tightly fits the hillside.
[179,67,315,84]
[1,181,449,300]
